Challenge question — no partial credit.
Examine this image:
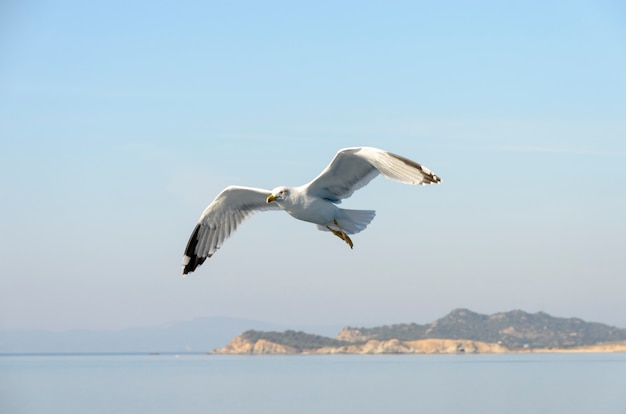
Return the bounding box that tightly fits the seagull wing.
[182,186,280,275]
[303,147,441,202]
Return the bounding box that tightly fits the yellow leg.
[326,219,353,249]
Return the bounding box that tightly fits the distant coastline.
[3,308,626,355]
[213,335,626,355]
[213,308,626,355]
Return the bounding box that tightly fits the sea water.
[1,353,625,414]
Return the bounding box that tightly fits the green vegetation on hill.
[241,330,350,351]
[351,323,427,341]
[349,309,626,349]
[231,310,626,352]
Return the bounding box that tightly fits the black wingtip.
[183,256,207,275]
[182,224,207,275]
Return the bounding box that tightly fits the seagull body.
[182,147,441,275]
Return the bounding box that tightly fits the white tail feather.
[317,209,376,235]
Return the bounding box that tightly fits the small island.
[213,309,626,355]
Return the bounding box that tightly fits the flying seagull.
[182,146,441,275]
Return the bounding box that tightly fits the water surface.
[1,353,624,414]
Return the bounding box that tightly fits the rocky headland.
[213,309,626,355]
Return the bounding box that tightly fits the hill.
[214,309,626,354]
[340,308,626,349]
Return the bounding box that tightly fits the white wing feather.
[182,186,280,275]
[303,147,441,202]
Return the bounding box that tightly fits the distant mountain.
[338,308,626,349]
[0,317,342,354]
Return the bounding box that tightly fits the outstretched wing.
[182,186,280,275]
[303,147,441,202]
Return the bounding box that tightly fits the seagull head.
[266,186,290,204]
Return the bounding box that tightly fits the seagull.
[182,146,441,275]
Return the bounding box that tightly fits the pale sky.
[1,1,625,332]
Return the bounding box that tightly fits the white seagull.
[182,147,441,275]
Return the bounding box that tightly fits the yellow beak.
[266,194,276,203]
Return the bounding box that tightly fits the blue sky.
[1,1,625,332]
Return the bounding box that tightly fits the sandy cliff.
[313,338,509,354]
[213,336,510,355]
[216,336,298,354]
[214,334,626,355]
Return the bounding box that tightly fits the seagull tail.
[318,209,376,235]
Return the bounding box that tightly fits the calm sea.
[1,353,625,414]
